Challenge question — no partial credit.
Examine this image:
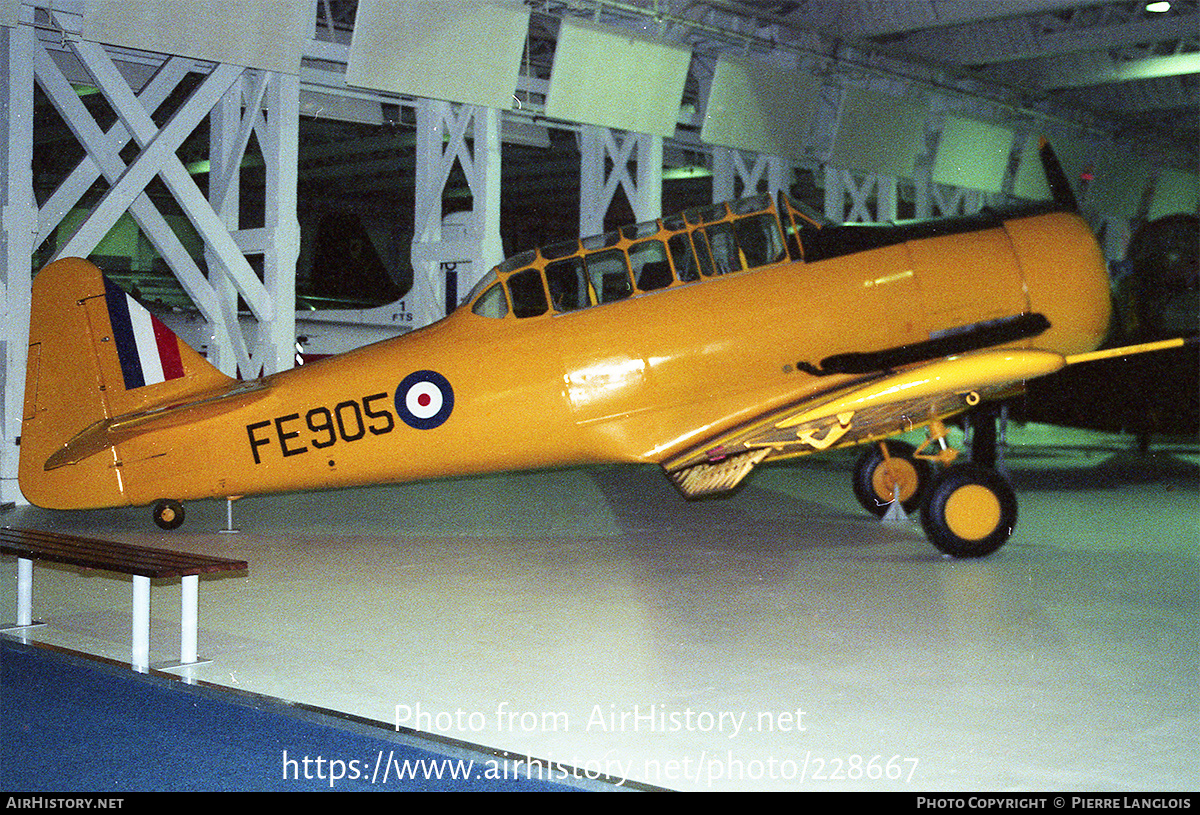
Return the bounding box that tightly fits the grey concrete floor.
[3,423,1196,792]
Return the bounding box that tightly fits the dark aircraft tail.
[1039,137,1079,212]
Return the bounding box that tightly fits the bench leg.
[152,575,213,671]
[180,574,198,664]
[132,575,150,671]
[18,558,33,626]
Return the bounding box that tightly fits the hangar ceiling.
[27,0,1200,306]
[279,0,1200,230]
[746,0,1199,152]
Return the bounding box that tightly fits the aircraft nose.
[1005,212,1112,356]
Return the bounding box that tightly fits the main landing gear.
[851,416,1017,558]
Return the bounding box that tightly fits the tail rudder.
[19,258,233,509]
[1038,136,1080,213]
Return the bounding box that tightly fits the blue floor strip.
[1,638,634,792]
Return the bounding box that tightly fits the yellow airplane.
[17,142,1186,557]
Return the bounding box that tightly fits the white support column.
[67,40,273,326]
[934,184,980,217]
[32,44,232,340]
[824,167,897,223]
[471,107,505,281]
[1,21,35,506]
[711,147,736,204]
[578,126,610,238]
[878,176,898,222]
[634,133,663,224]
[207,75,248,377]
[712,147,791,203]
[258,72,301,376]
[411,100,503,327]
[207,69,301,377]
[36,57,192,242]
[579,127,664,237]
[33,17,302,380]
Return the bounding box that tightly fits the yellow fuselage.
[20,200,1110,511]
[121,209,1109,507]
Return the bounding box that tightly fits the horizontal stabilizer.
[44,379,269,470]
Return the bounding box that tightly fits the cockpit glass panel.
[698,203,729,225]
[496,249,537,275]
[692,231,716,276]
[735,213,785,269]
[782,192,830,228]
[703,222,742,275]
[621,219,660,241]
[471,282,508,318]
[546,257,590,311]
[541,239,580,260]
[585,249,633,303]
[508,268,549,318]
[732,194,772,215]
[669,233,700,282]
[581,230,620,251]
[629,239,672,291]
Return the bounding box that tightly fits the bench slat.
[1,527,247,579]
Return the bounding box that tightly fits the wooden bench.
[1,526,246,671]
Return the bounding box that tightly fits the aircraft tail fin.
[19,258,235,509]
[1038,137,1079,212]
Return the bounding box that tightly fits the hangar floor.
[2,423,1197,792]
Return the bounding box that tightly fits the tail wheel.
[919,463,1016,558]
[152,499,185,531]
[852,440,931,517]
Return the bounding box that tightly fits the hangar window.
[507,268,549,318]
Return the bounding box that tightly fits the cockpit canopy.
[467,191,826,320]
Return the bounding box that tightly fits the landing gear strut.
[853,412,1017,557]
[852,440,931,517]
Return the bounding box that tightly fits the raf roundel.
[395,370,455,430]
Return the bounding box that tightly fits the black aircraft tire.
[919,463,1016,558]
[152,499,186,531]
[852,440,931,517]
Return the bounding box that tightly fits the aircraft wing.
[664,338,1192,498]
[663,348,1073,497]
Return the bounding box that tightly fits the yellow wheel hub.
[943,484,1002,541]
[872,457,919,503]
